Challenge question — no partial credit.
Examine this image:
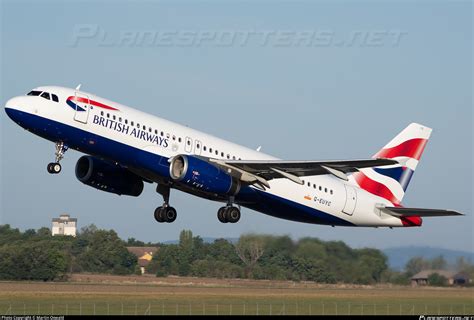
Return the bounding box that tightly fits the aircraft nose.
[5,97,24,122]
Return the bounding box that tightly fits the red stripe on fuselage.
[67,96,119,111]
[375,138,428,160]
[353,172,400,205]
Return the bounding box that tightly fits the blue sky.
[1,1,472,251]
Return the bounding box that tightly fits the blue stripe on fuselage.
[4,108,354,226]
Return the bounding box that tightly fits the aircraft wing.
[380,207,464,217]
[209,158,398,188]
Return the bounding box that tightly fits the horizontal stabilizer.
[381,206,463,217]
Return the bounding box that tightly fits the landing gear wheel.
[154,207,165,222]
[227,207,241,223]
[154,206,177,223]
[47,162,61,174]
[217,207,227,223]
[47,142,67,174]
[217,206,240,223]
[164,207,177,223]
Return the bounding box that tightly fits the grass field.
[1,275,473,315]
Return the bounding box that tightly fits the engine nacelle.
[75,156,144,197]
[169,155,240,195]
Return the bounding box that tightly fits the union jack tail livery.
[352,123,432,205]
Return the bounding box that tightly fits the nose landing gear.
[47,141,68,174]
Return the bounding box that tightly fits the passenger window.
[101,111,104,116]
[330,190,333,195]
[227,154,230,159]
[149,127,152,133]
[187,140,191,145]
[40,92,50,100]
[307,182,311,187]
[319,186,322,191]
[209,148,213,153]
[125,119,128,124]
[137,123,140,128]
[197,144,200,149]
[143,125,146,130]
[131,121,134,126]
[119,117,122,122]
[325,188,328,193]
[27,90,42,96]
[178,137,182,143]
[154,129,158,134]
[160,131,164,136]
[203,146,207,151]
[215,150,219,155]
[107,113,110,118]
[172,135,176,141]
[113,115,116,120]
[221,152,224,157]
[313,184,316,189]
[52,94,59,102]
[232,156,236,160]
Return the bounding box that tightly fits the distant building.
[51,214,77,237]
[126,247,159,274]
[411,270,471,286]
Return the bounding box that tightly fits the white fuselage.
[5,86,404,227]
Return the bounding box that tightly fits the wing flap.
[211,158,398,181]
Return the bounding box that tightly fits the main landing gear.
[47,141,68,174]
[154,184,177,223]
[217,197,241,223]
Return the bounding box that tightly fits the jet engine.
[169,155,240,195]
[75,156,144,197]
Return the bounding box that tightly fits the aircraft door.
[73,92,90,124]
[343,185,357,215]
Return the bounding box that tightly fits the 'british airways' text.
[92,115,169,148]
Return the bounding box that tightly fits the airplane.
[4,85,462,227]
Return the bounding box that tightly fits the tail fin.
[352,123,432,205]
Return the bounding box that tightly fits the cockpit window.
[27,90,42,96]
[40,92,50,100]
[52,94,59,102]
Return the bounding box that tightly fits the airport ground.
[1,274,473,315]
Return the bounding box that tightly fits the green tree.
[431,255,447,270]
[235,235,265,278]
[0,241,68,281]
[428,273,448,287]
[127,237,146,246]
[405,257,429,277]
[36,227,51,238]
[294,239,328,261]
[356,248,388,283]
[76,229,137,275]
[0,224,22,245]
